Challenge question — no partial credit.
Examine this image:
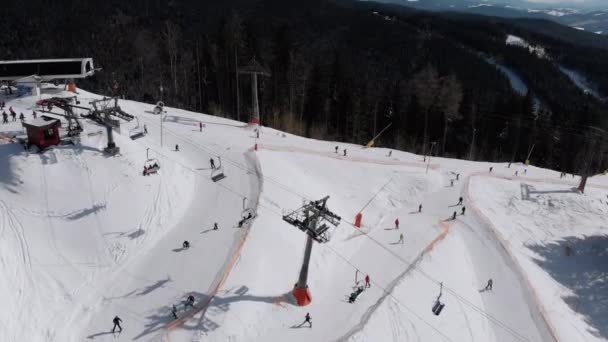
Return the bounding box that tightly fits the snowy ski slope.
[0,85,606,342]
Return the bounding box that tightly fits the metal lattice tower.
[84,97,134,155]
[37,96,87,137]
[283,196,341,305]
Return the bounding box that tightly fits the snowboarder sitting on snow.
[112,316,123,333]
[213,222,219,230]
[183,240,190,249]
[185,294,195,308]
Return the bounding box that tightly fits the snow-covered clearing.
[506,34,548,59]
[0,85,606,341]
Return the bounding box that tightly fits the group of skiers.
[1,107,24,124]
[450,197,466,220]
[171,294,196,320]
[334,146,347,156]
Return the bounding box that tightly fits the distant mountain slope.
[371,0,608,34]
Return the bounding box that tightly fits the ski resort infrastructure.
[0,84,607,342]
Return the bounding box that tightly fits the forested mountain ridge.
[1,0,606,174]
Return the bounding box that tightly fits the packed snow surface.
[0,85,606,342]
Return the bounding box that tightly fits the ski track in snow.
[464,173,559,342]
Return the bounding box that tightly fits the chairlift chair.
[211,156,226,182]
[432,282,445,316]
[238,208,256,227]
[153,101,165,115]
[129,117,145,140]
[144,158,161,176]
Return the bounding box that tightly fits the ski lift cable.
[241,198,529,342]
[320,242,456,342]
[230,199,455,341]
[138,119,537,340]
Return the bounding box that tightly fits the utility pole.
[235,46,240,122]
[426,141,436,174]
[160,82,164,148]
[283,196,341,306]
[238,57,270,125]
[469,128,477,161]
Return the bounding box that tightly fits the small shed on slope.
[22,115,61,149]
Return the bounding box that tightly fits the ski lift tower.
[83,97,134,155]
[238,57,270,126]
[283,196,341,306]
[36,96,87,137]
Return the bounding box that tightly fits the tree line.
[1,0,606,177]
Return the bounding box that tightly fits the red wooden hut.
[22,115,61,149]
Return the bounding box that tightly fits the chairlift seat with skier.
[143,159,160,176]
[153,101,165,115]
[238,208,256,227]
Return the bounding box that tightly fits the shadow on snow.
[132,286,295,340]
[528,235,608,339]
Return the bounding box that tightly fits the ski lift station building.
[0,58,96,82]
[22,116,61,149]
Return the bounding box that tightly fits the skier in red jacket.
[395,218,399,230]
[365,275,371,288]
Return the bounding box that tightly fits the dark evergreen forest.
[1,0,606,175]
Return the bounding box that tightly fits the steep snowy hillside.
[0,85,606,342]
